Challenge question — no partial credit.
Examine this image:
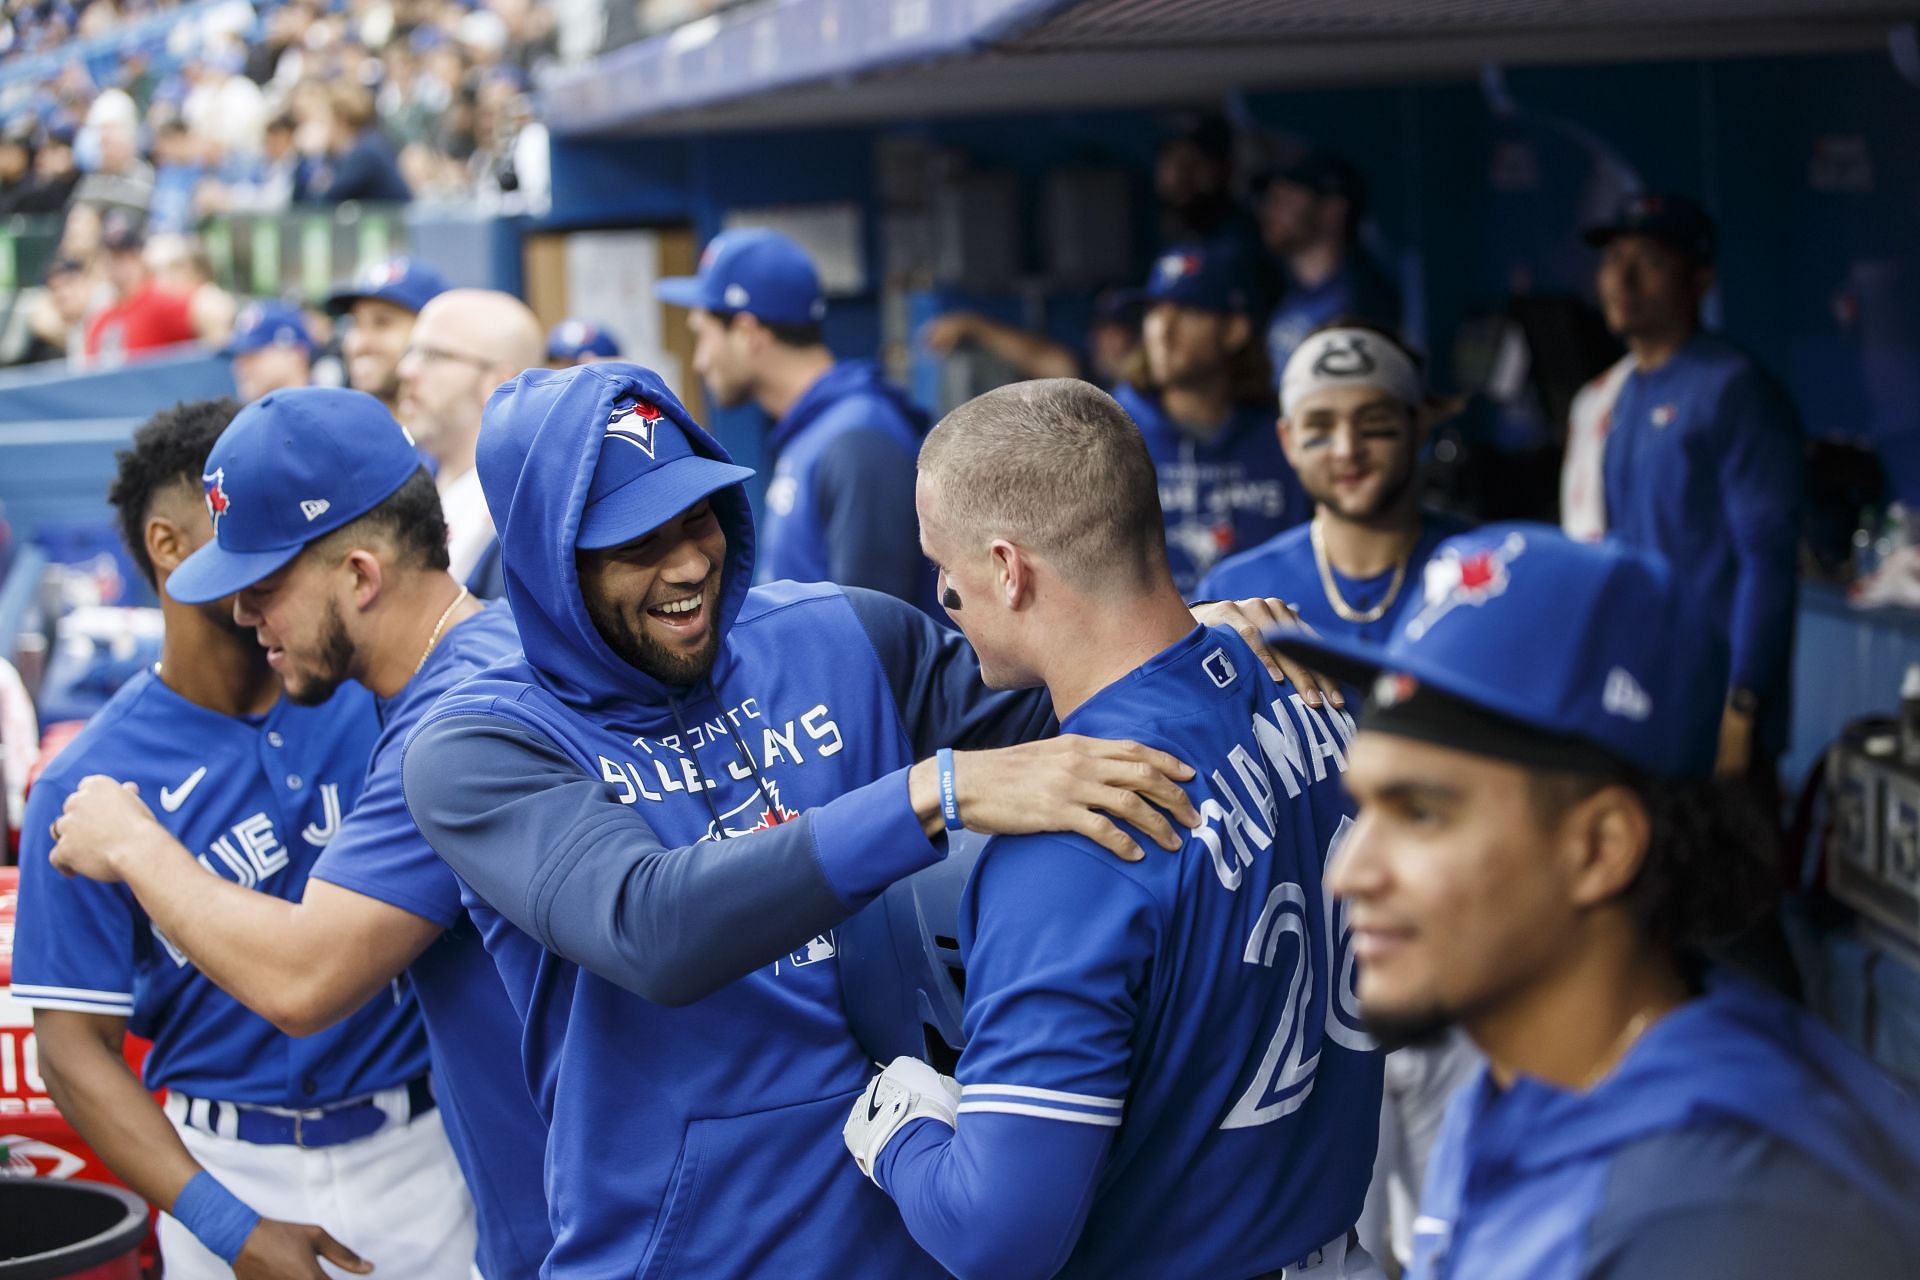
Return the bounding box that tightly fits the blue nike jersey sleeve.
[872,833,1155,1278]
[1716,369,1803,695]
[403,712,938,1007]
[814,430,930,606]
[13,775,137,1016]
[309,730,461,928]
[841,586,1057,754]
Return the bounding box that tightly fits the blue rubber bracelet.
[936,747,963,831]
[172,1170,261,1265]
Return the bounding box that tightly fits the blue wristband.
[172,1170,261,1265]
[936,747,963,831]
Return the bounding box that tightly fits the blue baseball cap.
[575,381,755,551]
[547,318,621,363]
[1272,523,1728,780]
[1583,192,1717,265]
[655,229,826,327]
[324,255,448,317]
[167,388,426,604]
[1140,241,1253,316]
[223,300,317,358]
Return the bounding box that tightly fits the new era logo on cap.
[1602,667,1653,721]
[301,499,331,522]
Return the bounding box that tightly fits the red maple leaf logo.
[750,804,798,833]
[1457,551,1496,592]
[204,469,230,525]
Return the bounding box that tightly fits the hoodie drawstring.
[664,680,784,841]
[665,691,729,837]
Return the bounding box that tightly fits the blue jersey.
[308,601,551,1280]
[1113,383,1307,596]
[1265,255,1404,385]
[1199,512,1473,644]
[13,671,427,1105]
[1600,334,1803,754]
[401,363,1054,1278]
[875,626,1382,1279]
[759,359,936,612]
[1412,979,1920,1280]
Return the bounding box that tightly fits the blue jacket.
[760,359,936,612]
[400,364,1052,1277]
[1600,334,1803,755]
[1413,979,1920,1280]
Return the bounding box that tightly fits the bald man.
[397,289,546,597]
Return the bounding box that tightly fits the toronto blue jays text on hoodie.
[401,364,1055,1278]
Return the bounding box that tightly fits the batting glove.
[843,1056,962,1185]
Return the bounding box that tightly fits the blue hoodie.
[1413,978,1920,1280]
[759,358,936,612]
[400,363,1054,1277]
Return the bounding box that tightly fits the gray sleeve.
[401,712,941,1006]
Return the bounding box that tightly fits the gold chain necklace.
[1577,1008,1656,1091]
[1310,518,1412,624]
[413,586,470,675]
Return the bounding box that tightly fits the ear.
[145,514,192,577]
[1276,414,1301,467]
[988,538,1032,610]
[343,547,387,612]
[1560,785,1652,912]
[1223,312,1252,355]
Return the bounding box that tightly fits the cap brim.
[653,276,706,311]
[324,289,370,316]
[1270,628,1395,693]
[166,540,304,605]
[576,454,755,551]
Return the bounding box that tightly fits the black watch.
[1729,687,1760,716]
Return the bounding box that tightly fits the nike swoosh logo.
[866,1091,884,1123]
[159,766,208,813]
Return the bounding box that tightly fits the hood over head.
[478,362,756,726]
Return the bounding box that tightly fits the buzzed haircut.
[311,467,450,574]
[108,397,242,589]
[919,379,1167,591]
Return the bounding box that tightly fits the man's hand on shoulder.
[234,1218,373,1280]
[49,776,167,884]
[910,736,1200,862]
[1190,597,1343,708]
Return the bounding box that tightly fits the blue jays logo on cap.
[607,399,663,459]
[1155,252,1201,288]
[1405,532,1524,641]
[204,468,231,532]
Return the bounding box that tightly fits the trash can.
[0,1179,146,1279]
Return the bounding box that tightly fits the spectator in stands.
[181,42,267,164]
[15,121,80,214]
[659,227,936,611]
[200,113,299,215]
[1114,241,1307,595]
[1582,193,1804,791]
[0,119,33,213]
[1258,151,1403,380]
[145,233,235,346]
[19,257,97,366]
[393,288,544,597]
[72,93,153,216]
[297,83,410,205]
[147,119,207,235]
[223,300,316,402]
[547,318,621,367]
[84,212,197,365]
[324,255,447,420]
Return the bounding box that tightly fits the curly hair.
[107,398,242,590]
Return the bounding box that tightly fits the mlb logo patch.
[203,468,231,531]
[607,400,664,458]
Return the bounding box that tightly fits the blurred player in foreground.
[48,389,547,1278]
[19,400,467,1280]
[844,379,1384,1279]
[401,362,1333,1276]
[1277,524,1920,1279]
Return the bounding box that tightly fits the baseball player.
[658,228,936,611]
[1200,324,1470,642]
[15,399,470,1280]
[841,380,1384,1279]
[399,362,1335,1277]
[324,256,448,421]
[48,388,548,1279]
[1275,524,1920,1279]
[1113,241,1308,595]
[547,317,622,366]
[223,300,318,404]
